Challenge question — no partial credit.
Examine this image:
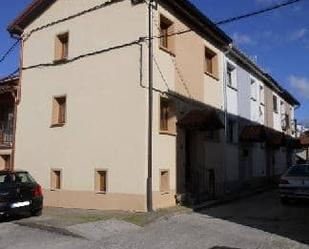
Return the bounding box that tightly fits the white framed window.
[273,95,278,113]
[226,63,236,89]
[250,78,257,101]
[259,85,264,104]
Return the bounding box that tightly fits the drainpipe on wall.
[10,32,23,171]
[222,44,233,194]
[147,0,154,212]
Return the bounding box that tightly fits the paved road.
[0,190,308,249]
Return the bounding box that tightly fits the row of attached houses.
[1,0,300,211]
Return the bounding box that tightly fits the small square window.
[95,170,107,193]
[259,85,264,104]
[52,96,66,126]
[55,32,69,61]
[159,15,173,51]
[160,97,175,133]
[204,47,218,77]
[160,170,170,192]
[51,169,61,189]
[227,63,236,87]
[273,95,278,113]
[250,78,257,100]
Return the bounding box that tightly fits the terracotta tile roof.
[300,135,309,146]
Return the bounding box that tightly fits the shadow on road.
[0,213,31,223]
[196,191,309,246]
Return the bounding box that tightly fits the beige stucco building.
[7,0,299,211]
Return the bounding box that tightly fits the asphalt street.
[0,190,308,249]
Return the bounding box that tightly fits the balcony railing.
[0,131,13,146]
[281,113,290,131]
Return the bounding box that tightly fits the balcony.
[281,113,290,132]
[0,130,13,147]
[0,116,14,148]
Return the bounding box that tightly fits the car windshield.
[0,172,35,186]
[287,165,309,176]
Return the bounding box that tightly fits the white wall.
[226,60,238,116]
[16,0,149,195]
[273,93,282,132]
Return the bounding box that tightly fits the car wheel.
[31,209,42,217]
[280,197,290,205]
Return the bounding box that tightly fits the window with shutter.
[55,33,69,61]
[52,96,66,126]
[95,170,107,193]
[160,170,170,192]
[51,169,61,189]
[204,47,217,77]
[159,15,174,52]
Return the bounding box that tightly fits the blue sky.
[0,0,308,123]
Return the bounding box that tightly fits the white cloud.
[289,75,309,99]
[289,28,308,41]
[232,32,255,45]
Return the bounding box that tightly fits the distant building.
[0,76,18,170]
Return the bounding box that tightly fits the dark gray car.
[279,164,309,204]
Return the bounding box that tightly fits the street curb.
[15,221,86,239]
[193,186,276,211]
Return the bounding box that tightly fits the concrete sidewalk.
[12,206,190,240]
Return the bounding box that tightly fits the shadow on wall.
[169,90,295,205]
[196,191,309,246]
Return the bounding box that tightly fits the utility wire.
[0,68,19,81]
[0,39,20,63]
[0,0,120,64]
[1,0,302,64]
[146,0,304,40]
[216,0,303,25]
[0,0,302,70]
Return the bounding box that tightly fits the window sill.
[50,188,61,192]
[159,46,175,57]
[50,123,66,128]
[95,191,107,195]
[160,191,170,195]
[227,84,238,92]
[159,130,177,136]
[53,58,68,64]
[204,71,219,81]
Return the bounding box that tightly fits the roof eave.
[229,47,300,107]
[162,0,232,46]
[7,0,56,36]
